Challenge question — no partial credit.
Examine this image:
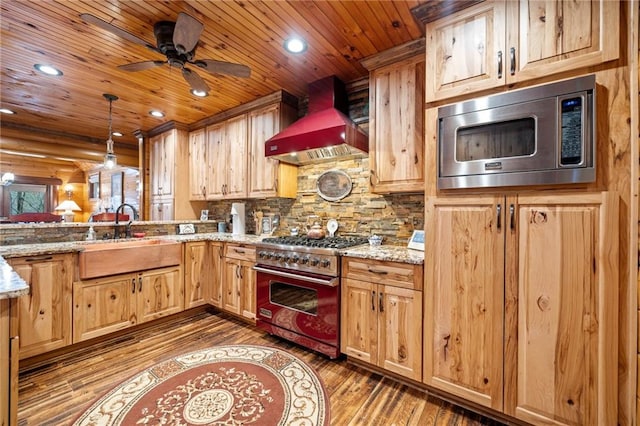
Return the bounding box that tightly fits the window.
[0,176,61,218]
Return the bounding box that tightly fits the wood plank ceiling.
[0,0,424,166]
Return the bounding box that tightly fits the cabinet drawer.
[342,258,423,290]
[224,244,256,262]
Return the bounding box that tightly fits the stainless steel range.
[254,236,367,358]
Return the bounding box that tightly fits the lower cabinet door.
[341,278,378,365]
[73,274,137,342]
[222,259,242,315]
[137,266,184,323]
[378,285,422,381]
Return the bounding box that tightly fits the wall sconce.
[1,172,15,186]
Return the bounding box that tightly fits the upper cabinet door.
[248,104,280,197]
[224,114,248,199]
[426,0,619,102]
[188,128,207,201]
[508,0,619,83]
[369,55,425,194]
[426,1,506,101]
[206,122,227,200]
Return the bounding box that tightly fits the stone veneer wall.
[0,222,220,245]
[205,157,424,246]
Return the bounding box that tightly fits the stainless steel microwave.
[437,75,595,189]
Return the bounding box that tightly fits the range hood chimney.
[265,76,368,165]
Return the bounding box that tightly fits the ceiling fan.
[80,12,251,94]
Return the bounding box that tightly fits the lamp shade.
[55,200,82,213]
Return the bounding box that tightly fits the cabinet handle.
[510,204,515,230]
[367,268,388,275]
[25,256,53,262]
[234,248,246,254]
[138,276,142,292]
[379,292,384,313]
[274,178,278,192]
[510,47,516,75]
[131,278,136,294]
[497,50,503,79]
[235,265,240,278]
[496,204,502,230]
[371,291,376,311]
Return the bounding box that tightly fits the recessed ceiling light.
[0,108,15,114]
[112,131,123,137]
[149,110,165,118]
[34,64,63,76]
[190,89,208,97]
[284,37,307,54]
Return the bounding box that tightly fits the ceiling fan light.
[190,89,208,97]
[0,108,15,114]
[112,131,123,137]
[34,64,63,76]
[284,37,307,54]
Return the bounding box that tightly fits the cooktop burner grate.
[261,236,368,249]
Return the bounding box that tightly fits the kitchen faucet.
[114,203,138,239]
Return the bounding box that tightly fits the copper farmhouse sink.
[78,239,181,279]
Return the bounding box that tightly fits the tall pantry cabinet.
[423,192,618,425]
[149,127,199,220]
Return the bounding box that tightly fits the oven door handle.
[253,266,339,287]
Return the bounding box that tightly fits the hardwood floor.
[17,308,504,425]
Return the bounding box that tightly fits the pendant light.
[103,93,118,169]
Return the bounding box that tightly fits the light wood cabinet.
[208,242,224,308]
[149,127,196,219]
[150,130,175,198]
[184,241,209,309]
[207,115,248,199]
[248,103,298,198]
[222,244,256,321]
[368,55,425,193]
[341,257,423,381]
[0,298,17,426]
[8,254,73,359]
[425,0,619,101]
[424,192,618,424]
[149,197,174,221]
[188,128,207,201]
[73,266,183,342]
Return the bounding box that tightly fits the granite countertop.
[0,256,29,299]
[0,234,423,298]
[339,244,424,265]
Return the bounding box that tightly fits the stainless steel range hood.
[265,76,368,165]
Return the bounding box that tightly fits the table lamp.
[55,199,81,222]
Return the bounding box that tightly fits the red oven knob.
[321,259,331,267]
[291,254,300,263]
[310,257,320,266]
[301,256,310,264]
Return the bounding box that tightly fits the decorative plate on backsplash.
[317,169,352,201]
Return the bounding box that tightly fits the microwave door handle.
[497,51,503,79]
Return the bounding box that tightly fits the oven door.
[254,265,340,349]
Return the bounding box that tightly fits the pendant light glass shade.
[103,94,118,169]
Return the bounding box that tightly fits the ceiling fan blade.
[194,59,251,78]
[80,13,160,54]
[182,68,210,93]
[173,12,203,54]
[118,61,166,72]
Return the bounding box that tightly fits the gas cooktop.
[260,236,368,249]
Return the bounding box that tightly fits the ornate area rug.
[73,345,330,425]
